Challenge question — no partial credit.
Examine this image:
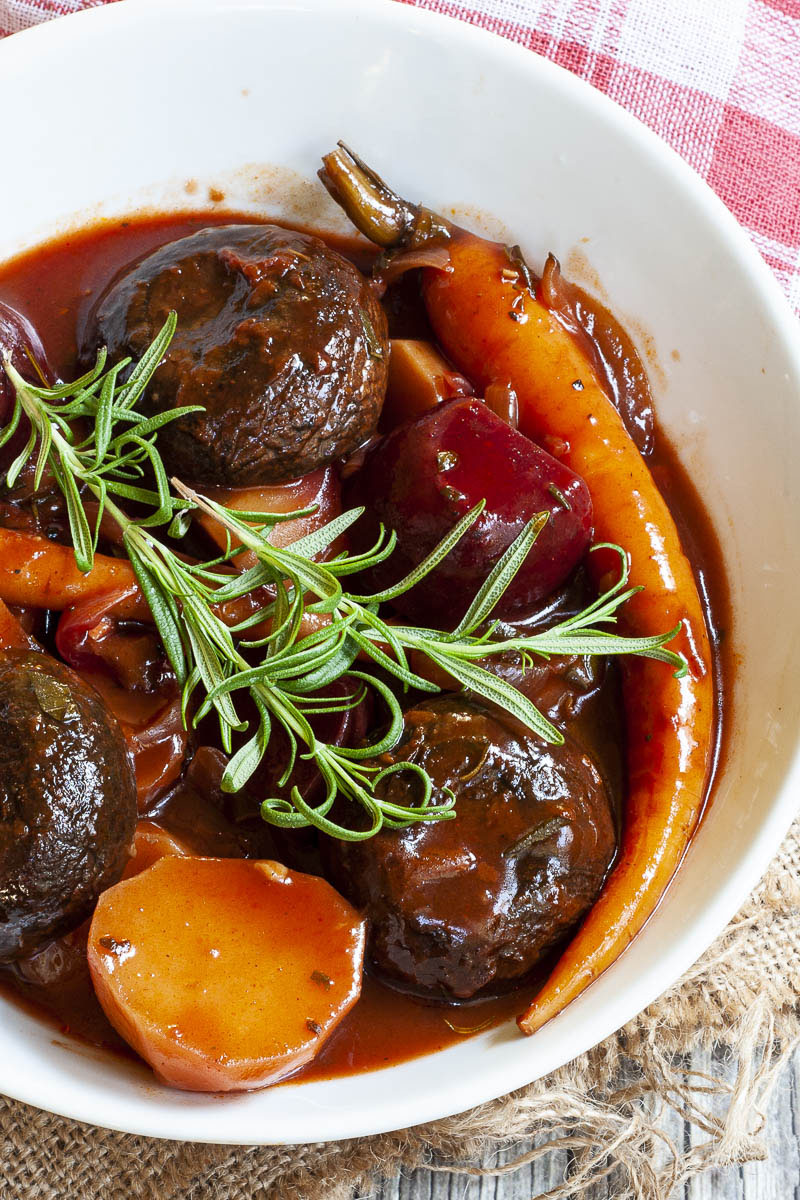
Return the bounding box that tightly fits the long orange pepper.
[320,147,715,1033]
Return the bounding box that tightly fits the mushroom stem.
[319,143,449,250]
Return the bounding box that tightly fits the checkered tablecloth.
[2,0,799,316]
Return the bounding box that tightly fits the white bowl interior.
[0,0,799,1144]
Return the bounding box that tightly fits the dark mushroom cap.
[81,224,389,485]
[323,694,617,1000]
[0,651,137,961]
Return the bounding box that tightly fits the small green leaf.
[54,458,94,572]
[31,416,53,492]
[0,397,22,451]
[334,671,406,760]
[126,537,188,684]
[426,649,564,745]
[348,501,485,604]
[278,507,364,560]
[28,350,108,400]
[5,421,38,489]
[222,697,272,793]
[93,361,125,466]
[168,507,194,539]
[451,511,549,637]
[116,312,176,410]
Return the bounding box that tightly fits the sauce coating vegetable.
[88,856,366,1091]
[0,650,136,960]
[324,695,616,1000]
[346,396,592,623]
[320,145,716,1033]
[420,231,714,1034]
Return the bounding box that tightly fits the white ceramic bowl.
[0,0,798,1146]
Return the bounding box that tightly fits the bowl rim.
[1,0,799,1145]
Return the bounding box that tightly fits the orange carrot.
[88,855,366,1091]
[0,526,323,643]
[422,233,714,1031]
[0,528,148,618]
[320,147,714,1033]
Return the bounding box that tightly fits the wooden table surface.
[368,1045,800,1200]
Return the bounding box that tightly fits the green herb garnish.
[1,320,686,840]
[0,313,196,572]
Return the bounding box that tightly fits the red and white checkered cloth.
[2,0,799,316]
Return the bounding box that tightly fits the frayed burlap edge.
[2,818,799,1200]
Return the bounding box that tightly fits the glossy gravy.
[0,213,731,1086]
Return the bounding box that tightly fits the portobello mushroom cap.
[0,650,137,961]
[81,224,389,485]
[323,694,617,1001]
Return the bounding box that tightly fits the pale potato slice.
[88,856,366,1092]
[383,338,471,428]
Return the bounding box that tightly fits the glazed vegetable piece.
[0,650,137,960]
[196,466,342,568]
[382,338,472,429]
[82,225,389,485]
[323,695,616,1000]
[0,598,38,651]
[346,397,592,624]
[122,821,192,879]
[122,698,190,811]
[56,584,170,691]
[88,856,366,1091]
[538,255,655,456]
[0,527,147,618]
[54,585,191,809]
[321,145,714,1031]
[0,525,319,644]
[0,301,53,418]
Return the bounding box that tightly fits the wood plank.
[739,1058,799,1200]
[373,1049,800,1200]
[684,1045,745,1200]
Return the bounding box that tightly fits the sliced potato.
[383,338,471,429]
[88,856,366,1092]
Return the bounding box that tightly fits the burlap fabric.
[0,818,797,1199]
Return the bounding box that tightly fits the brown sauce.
[0,213,732,1085]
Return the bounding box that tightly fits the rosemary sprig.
[0,323,687,840]
[0,313,196,571]
[173,484,686,838]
